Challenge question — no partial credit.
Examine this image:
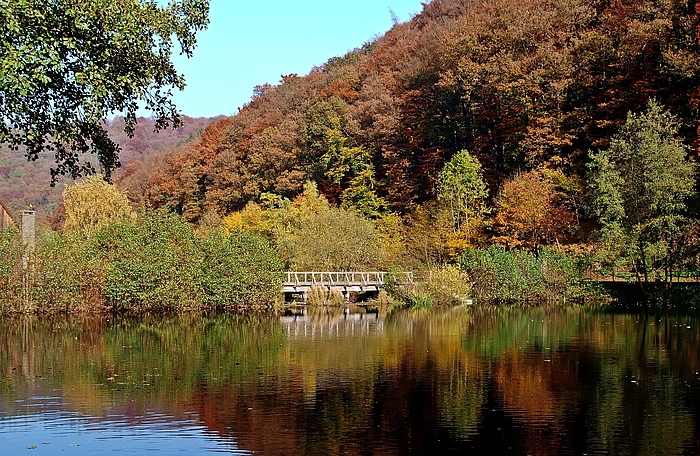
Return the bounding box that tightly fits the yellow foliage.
[283,181,331,225]
[375,213,408,268]
[221,182,331,240]
[405,202,487,266]
[221,201,276,237]
[493,171,575,250]
[444,218,487,262]
[62,175,132,236]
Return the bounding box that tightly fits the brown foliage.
[115,0,700,250]
[493,171,575,250]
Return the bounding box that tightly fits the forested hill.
[0,116,218,221]
[120,0,700,222]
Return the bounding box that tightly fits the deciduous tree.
[275,182,380,271]
[587,100,697,285]
[0,0,209,181]
[436,149,488,231]
[62,175,133,236]
[493,170,575,251]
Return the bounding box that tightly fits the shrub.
[422,265,473,304]
[388,264,472,307]
[458,245,587,302]
[5,209,287,313]
[538,248,586,299]
[200,229,284,308]
[32,229,106,311]
[92,209,205,311]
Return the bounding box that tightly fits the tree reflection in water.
[0,306,698,455]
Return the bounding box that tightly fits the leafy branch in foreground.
[0,0,210,182]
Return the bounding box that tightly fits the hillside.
[0,116,219,221]
[118,0,700,226]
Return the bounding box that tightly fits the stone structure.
[20,210,36,269]
[20,210,36,249]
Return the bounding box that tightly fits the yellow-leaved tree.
[492,170,574,251]
[62,175,133,236]
[275,182,380,271]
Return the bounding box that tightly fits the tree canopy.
[587,100,697,284]
[493,170,575,251]
[116,0,700,223]
[0,0,209,182]
[436,149,488,231]
[62,174,132,236]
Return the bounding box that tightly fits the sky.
[167,0,425,118]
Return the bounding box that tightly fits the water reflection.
[0,306,698,454]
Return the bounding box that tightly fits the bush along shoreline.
[0,209,284,313]
[3,212,600,313]
[457,245,593,304]
[380,248,596,310]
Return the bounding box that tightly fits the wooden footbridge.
[283,271,413,302]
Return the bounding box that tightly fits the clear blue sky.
[168,0,424,118]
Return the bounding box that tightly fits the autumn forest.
[3,0,700,309]
[119,0,700,288]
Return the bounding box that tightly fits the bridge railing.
[285,271,413,287]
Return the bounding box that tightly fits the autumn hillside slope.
[0,116,218,221]
[120,0,700,237]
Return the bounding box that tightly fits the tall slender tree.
[436,149,488,232]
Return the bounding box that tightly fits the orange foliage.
[317,80,358,103]
[493,171,575,250]
[113,0,700,240]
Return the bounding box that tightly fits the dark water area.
[600,281,700,311]
[1,305,699,455]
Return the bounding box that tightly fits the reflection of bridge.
[283,271,413,302]
[280,307,385,339]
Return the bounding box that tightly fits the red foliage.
[116,0,700,240]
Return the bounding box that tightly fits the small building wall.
[0,201,15,229]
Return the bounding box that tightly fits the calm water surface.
[1,305,699,455]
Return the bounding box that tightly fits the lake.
[0,305,698,455]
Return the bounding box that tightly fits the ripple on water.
[0,410,253,454]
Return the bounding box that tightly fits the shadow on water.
[601,281,700,314]
[0,305,699,455]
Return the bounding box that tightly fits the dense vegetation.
[112,0,700,292]
[0,177,283,312]
[4,0,700,310]
[120,0,700,217]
